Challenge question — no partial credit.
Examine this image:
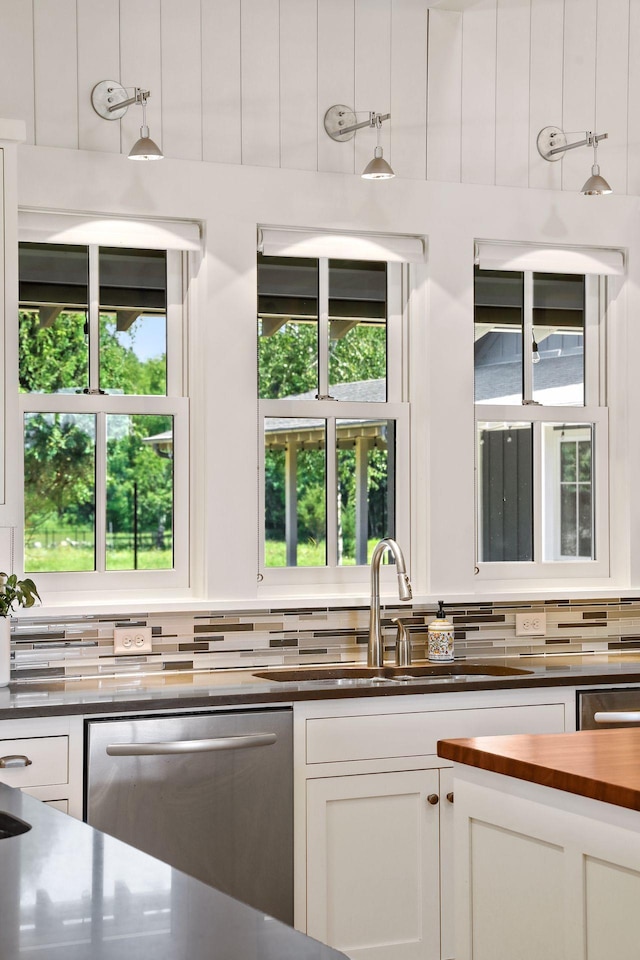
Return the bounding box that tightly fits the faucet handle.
[392,618,412,667]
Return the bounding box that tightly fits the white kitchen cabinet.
[451,763,640,960]
[295,687,574,960]
[0,714,83,816]
[307,769,442,960]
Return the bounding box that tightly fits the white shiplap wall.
[432,0,637,194]
[0,0,636,193]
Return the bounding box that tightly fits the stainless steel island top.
[0,782,345,960]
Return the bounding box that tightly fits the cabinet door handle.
[0,755,33,768]
[106,733,277,757]
[427,793,439,805]
[446,792,454,804]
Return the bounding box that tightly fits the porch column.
[386,423,396,539]
[355,437,370,565]
[285,443,298,566]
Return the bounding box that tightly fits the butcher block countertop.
[437,727,640,812]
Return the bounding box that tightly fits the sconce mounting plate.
[91,80,129,120]
[324,104,358,141]
[537,125,567,161]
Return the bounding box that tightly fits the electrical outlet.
[114,626,153,656]
[515,613,547,637]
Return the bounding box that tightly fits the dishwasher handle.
[106,733,277,757]
[593,711,640,725]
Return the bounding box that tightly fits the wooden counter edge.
[437,734,640,812]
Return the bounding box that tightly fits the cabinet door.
[438,768,455,960]
[307,769,441,960]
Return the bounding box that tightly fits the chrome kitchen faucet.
[368,538,412,668]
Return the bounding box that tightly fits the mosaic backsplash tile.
[9,597,640,681]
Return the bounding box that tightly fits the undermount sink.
[252,663,533,685]
[0,811,31,839]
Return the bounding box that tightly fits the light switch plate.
[114,626,153,656]
[515,612,547,637]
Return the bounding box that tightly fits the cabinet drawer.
[306,704,565,764]
[0,736,69,788]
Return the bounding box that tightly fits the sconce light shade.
[361,145,395,180]
[581,165,612,196]
[128,128,163,161]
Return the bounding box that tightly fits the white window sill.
[11,584,640,622]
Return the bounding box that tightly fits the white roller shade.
[19,211,201,251]
[258,227,426,263]
[475,241,624,276]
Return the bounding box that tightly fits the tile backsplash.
[10,596,640,681]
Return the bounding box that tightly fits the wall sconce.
[537,126,611,195]
[91,80,163,161]
[324,105,395,180]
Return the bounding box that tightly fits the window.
[17,233,190,589]
[473,250,614,579]
[256,231,415,582]
[550,426,594,560]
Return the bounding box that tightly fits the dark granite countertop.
[0,782,344,960]
[3,653,640,719]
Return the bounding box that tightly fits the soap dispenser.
[427,601,454,662]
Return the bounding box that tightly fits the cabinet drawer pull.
[0,755,33,769]
[427,793,439,805]
[446,792,454,804]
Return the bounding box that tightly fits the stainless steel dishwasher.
[84,707,293,924]
[578,687,640,729]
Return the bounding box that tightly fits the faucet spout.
[368,538,412,668]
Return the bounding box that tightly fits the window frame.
[545,424,595,561]
[257,255,411,591]
[16,233,191,593]
[474,271,610,581]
